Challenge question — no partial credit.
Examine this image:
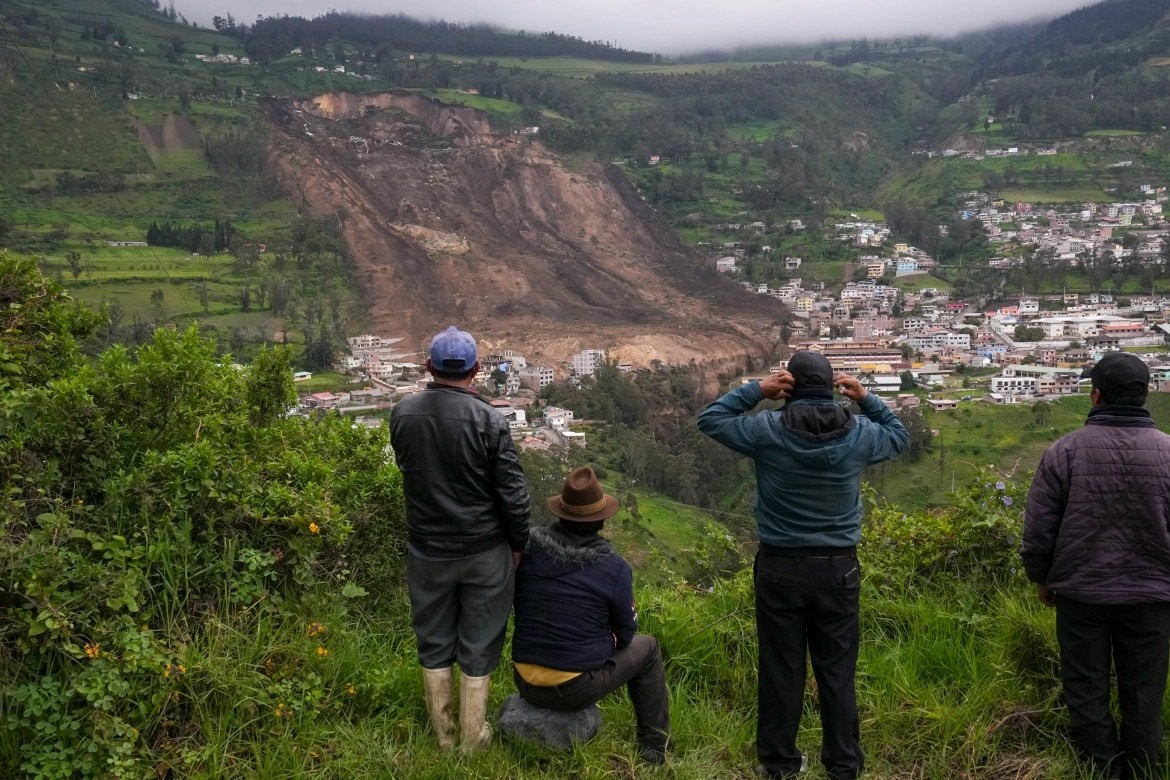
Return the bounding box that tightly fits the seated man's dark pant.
[1057,597,1170,779]
[755,549,862,780]
[514,633,670,751]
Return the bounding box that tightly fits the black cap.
[787,350,834,399]
[1090,352,1149,402]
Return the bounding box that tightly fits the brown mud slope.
[263,90,784,369]
[131,115,202,156]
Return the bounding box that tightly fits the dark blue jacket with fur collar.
[512,524,637,672]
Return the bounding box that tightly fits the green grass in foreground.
[41,567,1099,779]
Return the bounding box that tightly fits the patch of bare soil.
[262,91,786,371]
[131,115,201,157]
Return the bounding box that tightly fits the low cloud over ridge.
[192,0,1092,54]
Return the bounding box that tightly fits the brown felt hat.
[547,466,619,523]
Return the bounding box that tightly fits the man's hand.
[833,372,868,402]
[512,551,523,567]
[1036,583,1056,607]
[759,369,793,401]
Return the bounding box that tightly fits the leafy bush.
[862,468,1028,593]
[0,255,404,777]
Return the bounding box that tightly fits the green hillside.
[868,394,1170,510]
[0,258,1135,778]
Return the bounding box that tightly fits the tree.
[1032,400,1050,426]
[1014,325,1045,342]
[150,288,165,321]
[898,406,932,462]
[306,324,335,371]
[239,287,251,312]
[490,367,508,392]
[899,371,916,391]
[66,251,83,279]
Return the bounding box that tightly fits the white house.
[543,406,575,429]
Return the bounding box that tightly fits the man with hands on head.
[698,350,908,780]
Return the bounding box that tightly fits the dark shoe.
[637,730,669,764]
[755,754,808,778]
[638,744,666,764]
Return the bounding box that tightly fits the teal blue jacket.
[698,383,908,548]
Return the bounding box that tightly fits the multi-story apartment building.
[572,349,607,377]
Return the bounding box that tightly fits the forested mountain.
[241,12,658,64]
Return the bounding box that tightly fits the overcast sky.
[187,0,1091,54]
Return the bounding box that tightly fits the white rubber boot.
[459,673,492,752]
[421,666,455,749]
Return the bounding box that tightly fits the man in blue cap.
[698,350,908,780]
[390,326,531,752]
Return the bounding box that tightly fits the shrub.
[862,468,1027,593]
[0,255,404,776]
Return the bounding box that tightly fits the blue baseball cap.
[428,326,477,373]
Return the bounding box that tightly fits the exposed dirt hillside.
[262,90,784,370]
[130,115,202,155]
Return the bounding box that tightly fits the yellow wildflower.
[275,702,291,719]
[83,642,100,659]
[316,646,329,658]
[308,522,320,535]
[346,684,357,696]
[307,622,326,638]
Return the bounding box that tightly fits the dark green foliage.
[204,129,270,175]
[145,219,235,253]
[541,363,750,511]
[862,470,1027,592]
[245,12,656,64]
[1039,0,1170,49]
[0,255,403,776]
[1014,325,1045,342]
[0,254,102,391]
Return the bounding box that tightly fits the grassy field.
[443,55,778,77]
[426,89,525,117]
[1085,129,1146,137]
[726,120,785,142]
[870,393,1170,510]
[997,187,1108,203]
[894,274,952,292]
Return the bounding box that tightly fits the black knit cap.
[787,350,834,399]
[1090,351,1149,402]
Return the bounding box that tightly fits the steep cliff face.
[263,91,784,369]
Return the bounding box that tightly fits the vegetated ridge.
[262,90,785,366]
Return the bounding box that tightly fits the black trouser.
[513,634,670,752]
[755,548,862,780]
[1056,597,1170,779]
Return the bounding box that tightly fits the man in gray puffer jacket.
[1022,351,1170,780]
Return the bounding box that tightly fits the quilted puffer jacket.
[1021,406,1170,604]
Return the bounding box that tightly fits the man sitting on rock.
[511,466,671,763]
